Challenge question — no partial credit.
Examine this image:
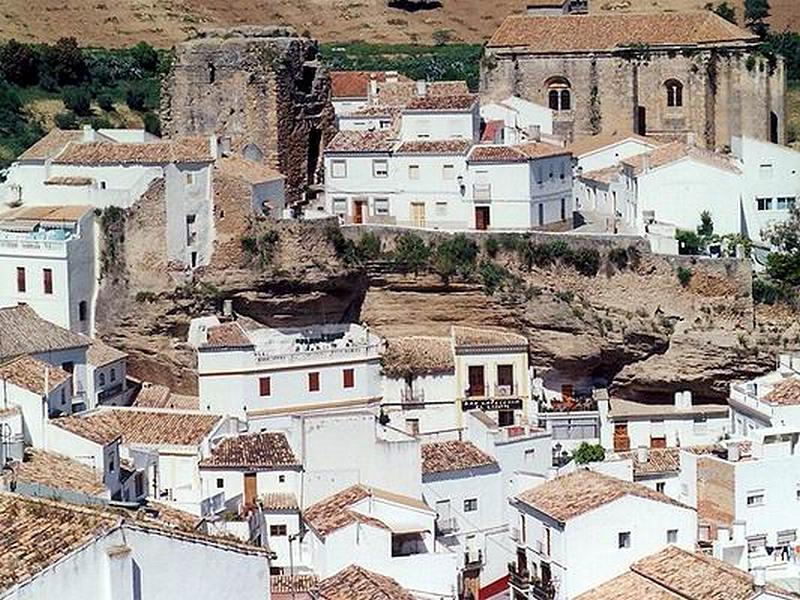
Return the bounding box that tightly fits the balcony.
[401,388,426,407]
[464,548,483,569]
[98,383,124,403]
[508,565,556,600]
[436,516,458,535]
[200,491,226,517]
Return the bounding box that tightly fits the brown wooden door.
[411,202,426,227]
[353,201,366,224]
[613,422,630,451]
[475,206,490,230]
[467,366,485,397]
[244,473,257,507]
[651,436,667,449]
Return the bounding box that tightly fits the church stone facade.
[481,12,785,149]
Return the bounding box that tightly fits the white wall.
[603,413,729,451]
[576,139,655,173]
[400,107,479,142]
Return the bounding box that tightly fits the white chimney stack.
[82,124,97,143]
[636,446,649,464]
[415,80,427,97]
[674,390,692,410]
[753,567,766,592]
[727,441,740,462]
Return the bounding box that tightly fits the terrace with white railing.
[250,323,382,366]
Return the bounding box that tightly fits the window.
[99,373,106,387]
[270,524,288,537]
[406,418,420,436]
[330,160,347,178]
[43,269,53,295]
[667,529,678,544]
[372,159,388,178]
[16,267,25,293]
[408,164,420,180]
[109,458,115,473]
[464,498,478,512]
[777,197,796,210]
[434,201,447,216]
[216,478,224,489]
[186,214,197,246]
[259,376,271,397]
[757,197,774,211]
[693,416,707,434]
[186,172,195,187]
[78,300,88,323]
[796,486,800,501]
[759,164,773,179]
[61,388,65,405]
[546,77,571,111]
[560,198,566,221]
[110,369,116,383]
[416,120,431,139]
[442,164,455,180]
[278,474,286,483]
[100,181,107,190]
[332,198,347,214]
[524,448,536,462]
[747,491,765,507]
[374,198,390,216]
[665,79,683,107]
[618,531,631,549]
[343,368,354,389]
[747,535,767,553]
[308,372,320,392]
[656,482,666,493]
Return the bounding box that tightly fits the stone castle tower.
[481,12,785,149]
[161,26,336,204]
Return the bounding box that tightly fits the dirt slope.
[1,0,796,48]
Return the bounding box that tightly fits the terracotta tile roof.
[427,81,471,96]
[43,175,94,186]
[303,484,429,537]
[451,325,528,350]
[202,321,253,349]
[330,71,410,99]
[404,94,477,111]
[515,141,571,159]
[9,448,106,497]
[608,397,729,419]
[372,80,470,106]
[347,105,403,118]
[623,141,741,175]
[395,139,472,155]
[515,469,690,523]
[133,383,199,410]
[577,546,790,600]
[325,130,396,153]
[318,565,413,600]
[216,155,284,184]
[0,205,92,224]
[271,573,318,594]
[16,129,82,161]
[200,432,299,469]
[51,408,222,447]
[469,144,528,162]
[764,377,800,406]
[381,336,454,378]
[613,447,681,476]
[137,501,204,531]
[0,305,90,360]
[487,12,757,52]
[567,132,657,157]
[86,338,127,368]
[261,492,299,511]
[0,355,71,395]
[421,440,498,475]
[580,165,623,185]
[0,492,117,593]
[53,136,214,165]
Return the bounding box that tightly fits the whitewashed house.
[0,205,95,334]
[509,469,696,600]
[569,133,658,173]
[421,439,507,599]
[729,354,800,433]
[193,319,383,419]
[0,304,90,410]
[48,406,236,513]
[302,484,459,598]
[0,492,271,600]
[198,431,303,569]
[598,390,729,452]
[680,430,800,589]
[576,545,792,600]
[603,446,683,500]
[85,338,128,408]
[480,95,555,139]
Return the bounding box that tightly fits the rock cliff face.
[161,26,336,204]
[96,219,799,400]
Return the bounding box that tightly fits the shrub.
[393,232,430,273]
[676,229,703,255]
[432,234,478,284]
[90,116,113,130]
[555,290,574,303]
[240,235,257,255]
[97,93,115,112]
[483,236,499,258]
[135,291,157,303]
[142,111,161,136]
[677,265,693,287]
[608,247,629,270]
[432,29,453,46]
[62,86,92,116]
[131,41,160,73]
[573,442,605,464]
[479,260,508,295]
[39,37,88,89]
[54,111,79,129]
[0,39,40,86]
[569,247,600,276]
[126,79,159,112]
[325,225,359,265]
[356,232,381,262]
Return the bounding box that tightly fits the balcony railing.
[508,566,556,600]
[464,548,483,568]
[98,383,124,403]
[436,516,458,535]
[254,342,381,365]
[495,383,518,398]
[401,388,425,406]
[200,491,226,517]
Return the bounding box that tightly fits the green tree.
[572,442,605,464]
[393,233,430,274]
[62,86,92,116]
[676,229,703,255]
[432,234,478,284]
[745,0,770,38]
[131,41,160,73]
[707,2,736,23]
[142,112,161,136]
[40,37,88,89]
[54,111,79,129]
[697,210,714,239]
[763,204,800,285]
[0,40,40,86]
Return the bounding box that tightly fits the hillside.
[0,0,797,48]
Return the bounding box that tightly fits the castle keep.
[161,26,336,204]
[481,11,785,148]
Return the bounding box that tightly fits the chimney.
[528,125,541,142]
[726,441,740,462]
[636,446,649,464]
[753,567,766,592]
[415,80,427,97]
[674,390,692,410]
[82,124,97,143]
[731,521,746,543]
[369,79,379,100]
[217,136,232,158]
[385,70,399,83]
[223,299,233,318]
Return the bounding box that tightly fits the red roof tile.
[421,441,498,475]
[325,130,396,153]
[404,94,477,112]
[395,140,472,155]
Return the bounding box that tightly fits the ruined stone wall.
[481,47,785,147]
[209,169,255,270]
[161,26,336,204]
